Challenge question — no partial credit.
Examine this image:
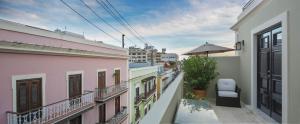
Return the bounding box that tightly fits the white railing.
[7,92,95,124]
[242,0,255,11]
[106,106,128,124]
[95,82,128,102]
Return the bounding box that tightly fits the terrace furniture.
[215,79,241,108]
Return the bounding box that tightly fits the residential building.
[128,65,158,124]
[0,20,129,124]
[144,44,157,65]
[128,44,166,65]
[231,0,300,123]
[155,48,166,63]
[161,53,179,62]
[128,47,147,63]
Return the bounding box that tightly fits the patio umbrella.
[183,42,234,57]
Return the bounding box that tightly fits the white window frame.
[250,11,288,123]
[66,71,84,98]
[12,73,46,112]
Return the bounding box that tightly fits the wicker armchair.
[215,79,241,108]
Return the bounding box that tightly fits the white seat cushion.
[217,79,236,91]
[218,91,238,98]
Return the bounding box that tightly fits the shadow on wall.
[206,56,241,99]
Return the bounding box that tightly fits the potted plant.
[182,56,218,99]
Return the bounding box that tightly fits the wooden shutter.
[98,72,106,89]
[17,78,42,113]
[115,70,120,84]
[69,74,82,98]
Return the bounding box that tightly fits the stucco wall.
[0,53,128,123]
[140,72,183,124]
[207,56,240,99]
[128,66,158,124]
[233,0,300,122]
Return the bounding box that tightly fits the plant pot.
[193,89,207,99]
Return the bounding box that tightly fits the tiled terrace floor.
[208,99,278,124]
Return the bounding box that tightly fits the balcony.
[105,106,128,124]
[95,82,128,102]
[141,58,276,124]
[135,111,141,122]
[6,91,95,124]
[134,95,142,105]
[142,86,156,101]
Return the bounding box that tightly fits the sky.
[0,0,246,59]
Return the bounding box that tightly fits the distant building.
[129,47,147,63]
[156,48,167,63]
[129,44,166,65]
[129,65,158,124]
[161,53,179,62]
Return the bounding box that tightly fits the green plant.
[182,56,218,90]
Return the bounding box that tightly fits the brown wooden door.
[99,104,106,123]
[115,96,120,114]
[17,78,42,113]
[115,70,120,84]
[69,74,82,99]
[257,24,282,122]
[70,115,82,124]
[98,71,106,89]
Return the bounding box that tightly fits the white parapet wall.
[140,72,184,124]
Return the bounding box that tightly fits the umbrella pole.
[206,51,208,57]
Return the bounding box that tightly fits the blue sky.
[0,0,245,58]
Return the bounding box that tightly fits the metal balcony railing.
[142,85,156,100]
[95,82,128,102]
[6,92,95,124]
[105,106,128,124]
[135,112,140,122]
[134,95,142,105]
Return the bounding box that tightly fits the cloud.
[0,0,243,55]
[131,0,241,38]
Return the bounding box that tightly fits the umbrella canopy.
[183,42,234,56]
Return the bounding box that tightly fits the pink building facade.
[0,20,129,124]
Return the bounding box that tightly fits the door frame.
[12,73,46,112]
[66,71,84,98]
[250,11,288,123]
[114,68,121,84]
[97,69,107,88]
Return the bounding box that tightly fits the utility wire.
[79,0,136,46]
[60,0,122,43]
[96,0,147,45]
[104,0,150,44]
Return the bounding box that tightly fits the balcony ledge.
[95,88,128,103]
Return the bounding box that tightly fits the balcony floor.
[208,99,278,124]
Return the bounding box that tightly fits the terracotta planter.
[193,89,207,99]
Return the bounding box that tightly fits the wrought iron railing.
[143,85,156,100]
[134,95,142,104]
[6,91,95,124]
[105,106,128,124]
[95,82,128,102]
[135,111,141,123]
